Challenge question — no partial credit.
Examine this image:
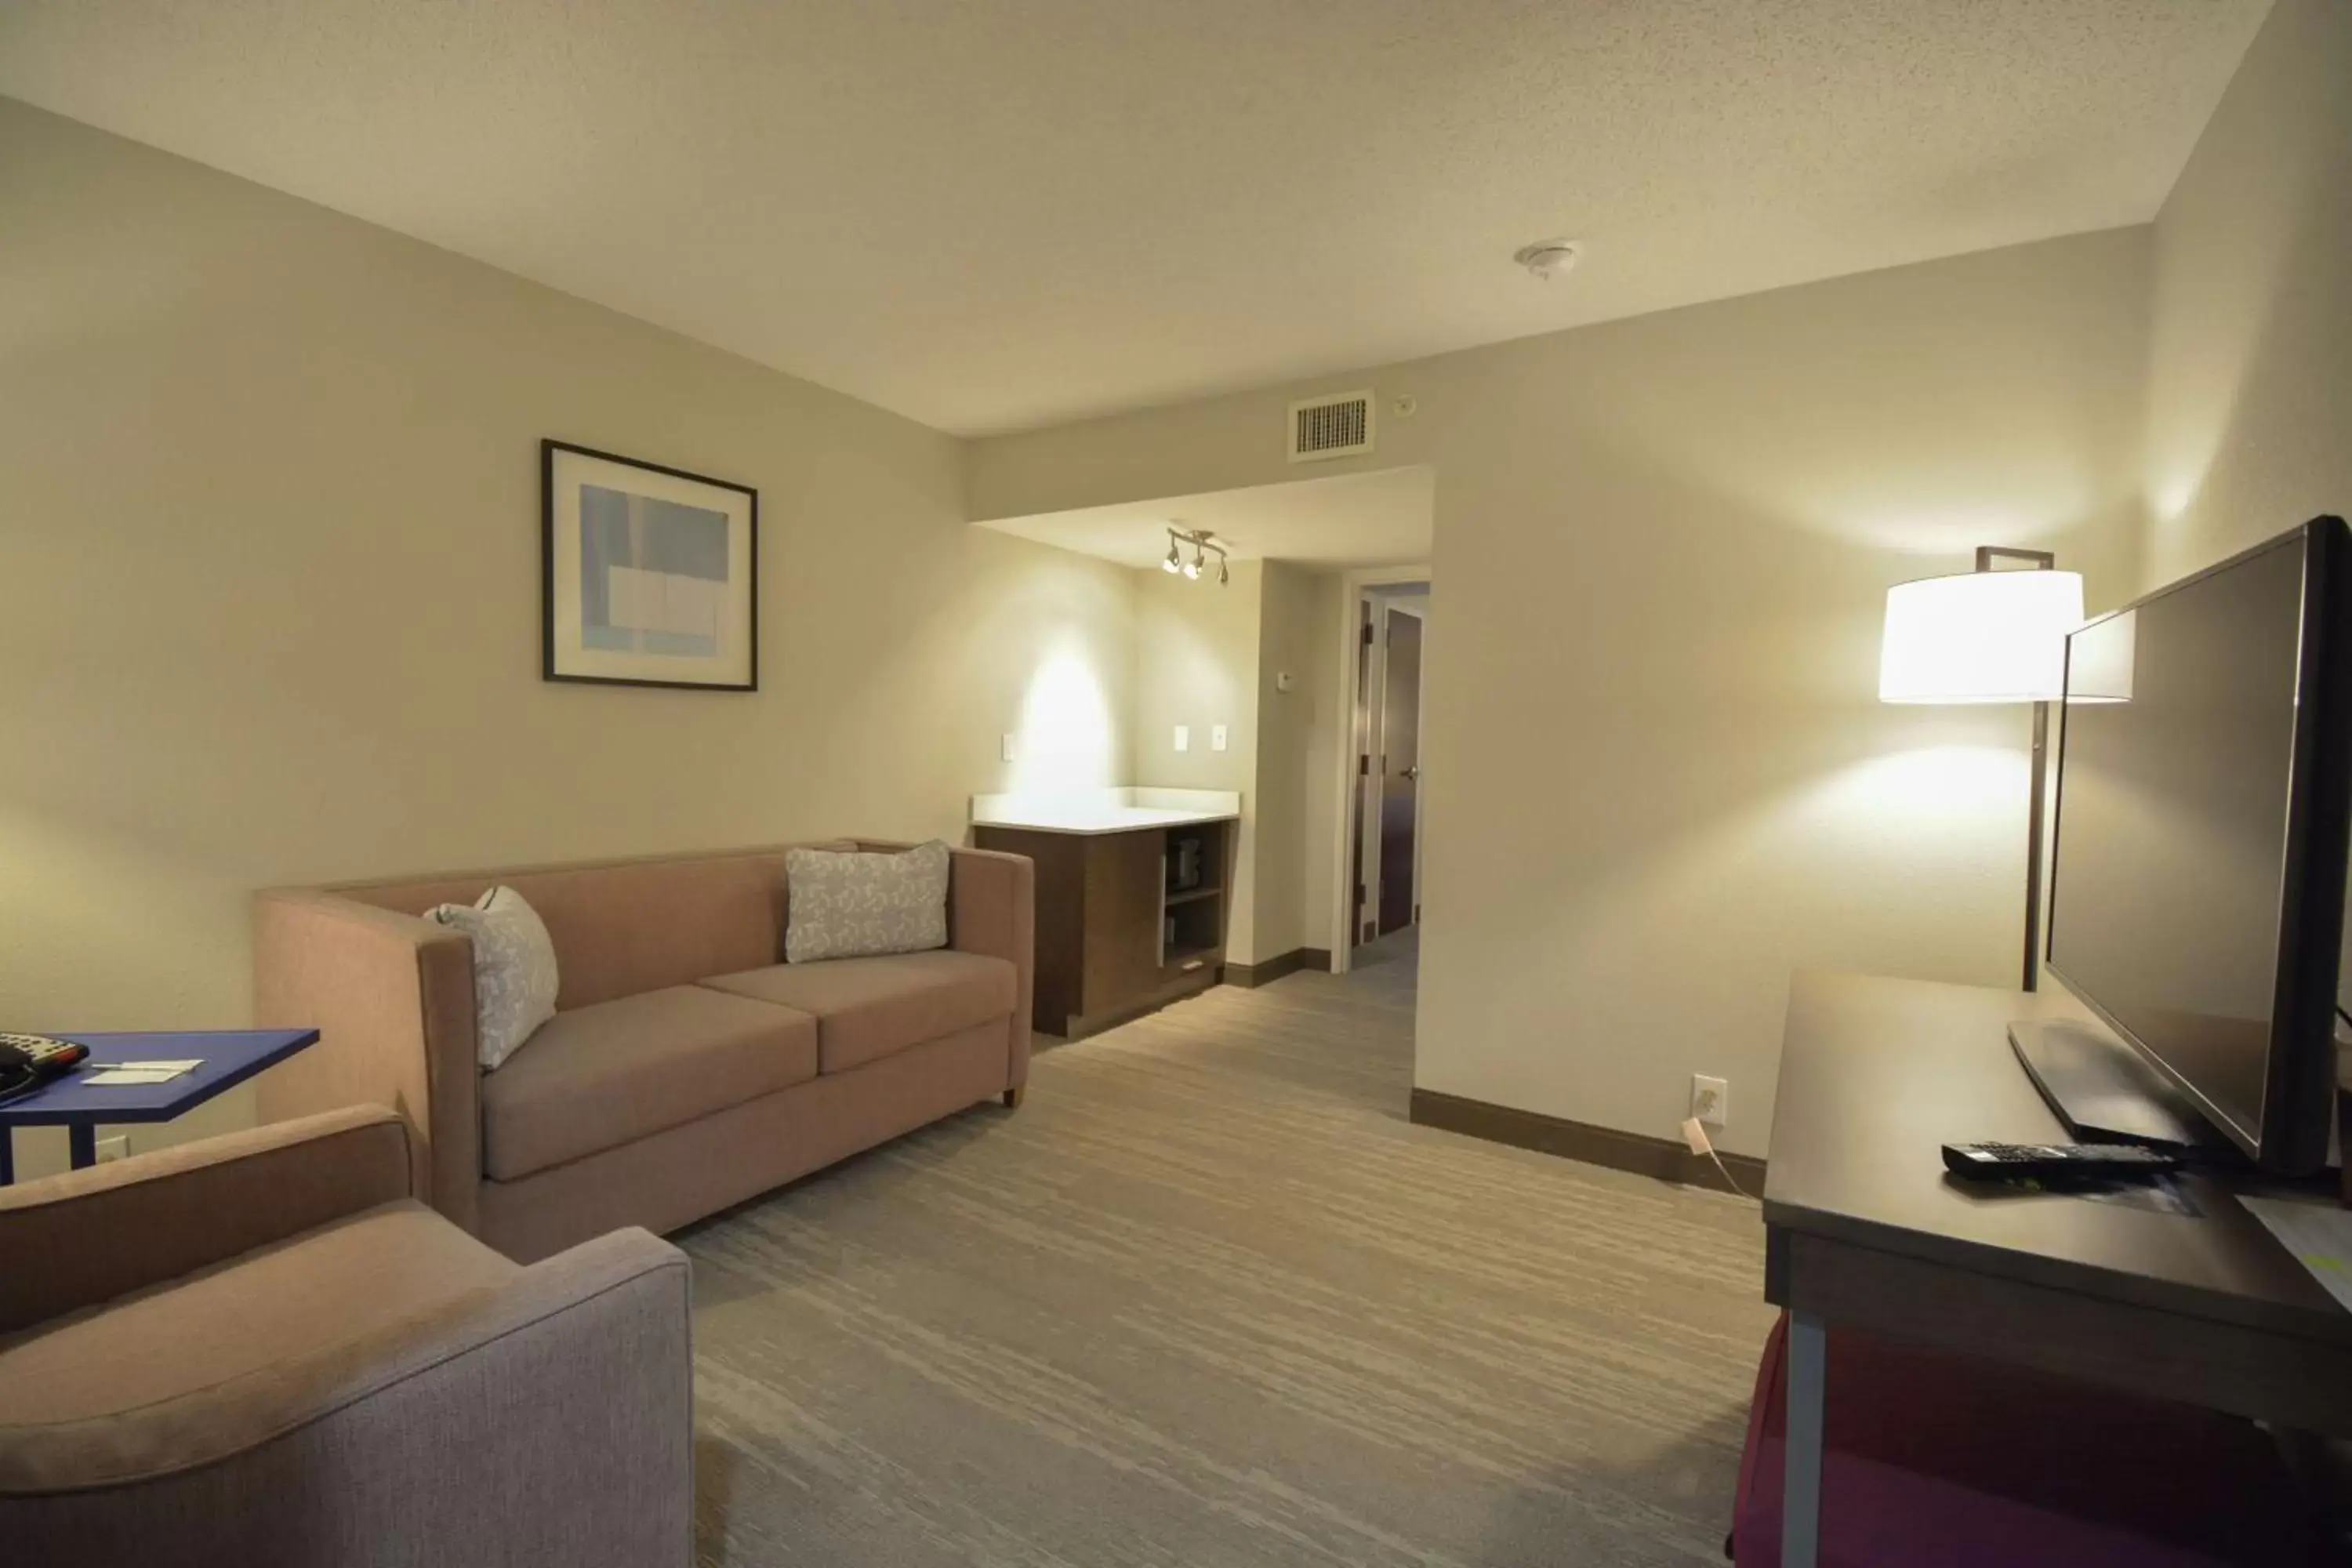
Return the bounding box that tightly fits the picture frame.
[541,439,759,691]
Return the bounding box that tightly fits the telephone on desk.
[0,1033,89,1106]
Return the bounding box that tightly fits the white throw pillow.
[430,885,561,1070]
[785,841,951,964]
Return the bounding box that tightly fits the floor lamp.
[1878,547,2086,993]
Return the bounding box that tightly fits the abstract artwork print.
[579,485,729,659]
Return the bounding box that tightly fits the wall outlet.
[1211,724,1229,752]
[1690,1075,1729,1130]
[1000,732,1017,763]
[96,1134,130,1163]
[1174,724,1189,752]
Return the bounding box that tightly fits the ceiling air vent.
[1288,390,1374,463]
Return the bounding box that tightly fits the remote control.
[1943,1141,2181,1180]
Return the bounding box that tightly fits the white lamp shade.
[1878,568,2085,704]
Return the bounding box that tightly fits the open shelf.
[1163,884,1224,964]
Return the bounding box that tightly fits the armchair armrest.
[5,1229,694,1568]
[252,887,482,1231]
[0,1105,412,1336]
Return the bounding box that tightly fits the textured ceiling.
[0,1,2269,435]
[980,466,1435,570]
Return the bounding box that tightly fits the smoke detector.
[1513,239,1582,281]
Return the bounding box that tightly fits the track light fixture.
[1163,527,1228,587]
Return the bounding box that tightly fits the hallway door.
[1377,607,1422,935]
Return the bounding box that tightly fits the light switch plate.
[1000,733,1016,763]
[1211,724,1229,752]
[1174,725,1189,752]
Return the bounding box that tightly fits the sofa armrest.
[848,841,1034,1089]
[2,1229,695,1568]
[252,887,483,1232]
[949,846,1034,1088]
[0,1105,412,1336]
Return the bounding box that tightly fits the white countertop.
[971,787,1241,836]
[979,806,1233,833]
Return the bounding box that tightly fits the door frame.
[1326,563,1431,975]
[1380,601,1428,934]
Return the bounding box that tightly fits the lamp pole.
[1976,545,2059,992]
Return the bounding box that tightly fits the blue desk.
[0,1029,319,1184]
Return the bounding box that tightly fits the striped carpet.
[680,938,1776,1566]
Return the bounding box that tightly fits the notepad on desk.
[82,1059,203,1087]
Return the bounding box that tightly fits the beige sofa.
[253,840,1033,1262]
[0,1105,691,1566]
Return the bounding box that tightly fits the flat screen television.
[2042,515,2352,1175]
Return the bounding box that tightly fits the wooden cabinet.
[975,818,1232,1039]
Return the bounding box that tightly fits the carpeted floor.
[679,934,1776,1566]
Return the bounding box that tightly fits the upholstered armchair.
[0,1105,692,1566]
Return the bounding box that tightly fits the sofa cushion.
[700,950,1016,1074]
[428,884,561,1069]
[784,840,950,964]
[0,1200,514,1454]
[481,985,818,1181]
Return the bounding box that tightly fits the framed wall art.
[542,439,757,691]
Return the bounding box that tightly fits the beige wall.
[1250,561,1333,961]
[1129,561,1264,960]
[2142,0,2352,589]
[1293,572,1347,956]
[1123,557,1341,967]
[14,49,2279,1181]
[0,99,1134,1175]
[974,229,2151,1156]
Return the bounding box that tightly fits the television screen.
[2046,521,2350,1170]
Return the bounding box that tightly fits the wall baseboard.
[1407,1087,1766,1198]
[1222,947,1333,989]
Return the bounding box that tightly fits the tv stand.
[2005,1018,2235,1153]
[1766,972,2352,1568]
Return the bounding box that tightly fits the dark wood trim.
[1065,967,1220,1039]
[1408,1087,1765,1197]
[1221,947,1334,989]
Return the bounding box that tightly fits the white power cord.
[1680,1116,1755,1200]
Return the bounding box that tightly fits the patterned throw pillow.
[785,841,951,964]
[430,884,561,1070]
